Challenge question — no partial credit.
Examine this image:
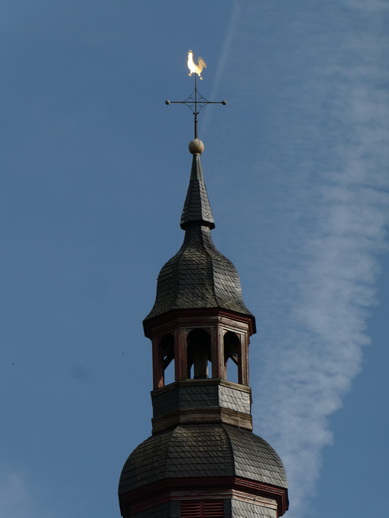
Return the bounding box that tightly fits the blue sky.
[1,1,388,517]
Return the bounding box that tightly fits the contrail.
[204,1,389,516]
[201,1,241,135]
[253,80,389,515]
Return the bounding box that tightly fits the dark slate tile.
[145,225,254,321]
[231,499,276,518]
[223,425,287,488]
[119,423,287,497]
[133,502,171,518]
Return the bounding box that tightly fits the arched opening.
[224,331,240,383]
[187,329,211,379]
[160,334,175,385]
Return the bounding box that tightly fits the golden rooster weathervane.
[165,50,227,139]
[187,50,207,80]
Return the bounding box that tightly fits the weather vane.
[165,50,227,139]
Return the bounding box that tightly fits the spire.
[144,137,254,325]
[180,139,215,230]
[165,51,225,231]
[145,53,253,325]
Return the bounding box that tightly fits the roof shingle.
[118,424,287,495]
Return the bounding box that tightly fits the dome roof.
[144,226,253,321]
[118,424,287,495]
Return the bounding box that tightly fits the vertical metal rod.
[194,74,198,139]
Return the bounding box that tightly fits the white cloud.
[0,470,57,518]
[0,472,30,518]
[254,90,389,517]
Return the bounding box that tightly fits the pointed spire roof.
[144,139,255,327]
[180,139,215,230]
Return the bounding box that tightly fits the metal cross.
[165,52,227,139]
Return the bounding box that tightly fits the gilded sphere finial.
[188,138,204,155]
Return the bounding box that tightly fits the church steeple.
[180,139,214,229]
[118,51,288,518]
[145,139,254,325]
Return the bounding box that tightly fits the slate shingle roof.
[180,153,215,230]
[118,424,287,495]
[144,226,253,320]
[144,150,254,322]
